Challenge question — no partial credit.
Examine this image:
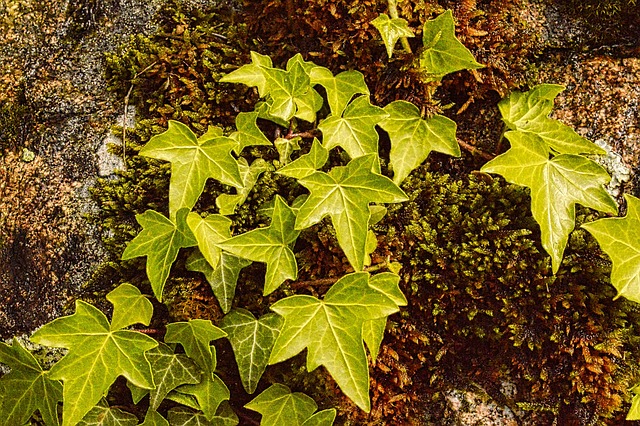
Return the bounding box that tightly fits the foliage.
[370,13,414,59]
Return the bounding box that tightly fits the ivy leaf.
[499,84,606,155]
[121,208,197,301]
[262,60,320,122]
[309,67,369,117]
[30,285,158,426]
[269,272,407,412]
[318,96,388,161]
[379,100,460,184]
[582,194,640,304]
[277,138,329,179]
[296,155,408,271]
[219,51,272,96]
[128,343,201,410]
[186,250,251,313]
[302,410,338,426]
[140,120,243,216]
[230,111,272,155]
[218,195,300,295]
[107,283,154,331]
[362,318,386,362]
[176,375,230,421]
[275,136,301,165]
[164,319,227,376]
[216,158,273,215]
[168,403,238,426]
[219,309,283,394]
[371,14,414,58]
[78,400,138,426]
[140,409,169,426]
[187,213,232,270]
[419,10,483,80]
[0,338,62,426]
[245,384,335,426]
[481,131,617,273]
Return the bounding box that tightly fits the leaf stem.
[458,138,494,160]
[387,0,412,54]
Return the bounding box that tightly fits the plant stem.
[387,0,412,54]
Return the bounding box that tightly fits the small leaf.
[187,213,232,270]
[168,403,238,426]
[106,283,153,331]
[245,384,327,426]
[582,194,640,304]
[296,155,408,271]
[176,374,230,421]
[362,317,386,362]
[419,10,483,80]
[164,320,227,376]
[78,401,138,426]
[220,309,283,394]
[30,297,158,426]
[275,136,301,165]
[218,195,300,295]
[140,121,242,216]
[0,338,62,426]
[318,96,388,161]
[310,67,369,116]
[122,208,197,301]
[481,131,617,273]
[230,112,272,155]
[499,84,606,155]
[277,138,329,179]
[301,409,337,426]
[219,51,272,96]
[262,60,319,122]
[140,409,169,426]
[216,158,273,215]
[379,100,460,184]
[371,14,414,58]
[269,272,407,412]
[627,389,640,420]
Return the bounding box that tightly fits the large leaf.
[230,111,272,155]
[419,10,483,80]
[309,67,369,117]
[379,100,460,184]
[164,319,227,376]
[582,194,640,304]
[0,338,62,426]
[295,155,408,271]
[481,131,617,273]
[499,84,606,155]
[371,13,414,58]
[140,120,242,216]
[318,96,388,160]
[269,272,407,412]
[216,158,273,215]
[77,401,138,426]
[219,51,273,96]
[218,195,300,295]
[219,309,283,394]
[245,384,336,426]
[121,208,197,301]
[277,138,329,179]
[30,285,158,426]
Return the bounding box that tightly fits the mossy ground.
[87,0,640,424]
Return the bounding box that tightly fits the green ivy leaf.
[362,317,386,362]
[140,120,242,216]
[318,96,388,161]
[582,194,640,304]
[121,208,197,301]
[168,403,238,426]
[419,10,483,80]
[277,138,329,179]
[301,410,338,426]
[269,272,407,412]
[245,384,336,426]
[30,285,158,426]
[186,250,251,313]
[219,309,283,394]
[262,60,321,122]
[219,51,272,96]
[164,319,227,376]
[216,158,273,215]
[230,111,272,155]
[218,195,300,295]
[627,387,640,420]
[481,131,617,273]
[371,14,414,58]
[187,213,232,270]
[140,409,169,426]
[78,400,138,426]
[275,136,301,165]
[0,338,62,426]
[175,375,230,421]
[309,67,369,116]
[106,283,154,331]
[499,84,606,155]
[295,155,408,271]
[379,100,460,184]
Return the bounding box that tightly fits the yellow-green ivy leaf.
[0,338,62,426]
[30,285,158,426]
[379,100,460,184]
[230,112,272,155]
[277,138,329,179]
[220,309,283,394]
[140,121,242,216]
[499,84,606,155]
[481,131,617,273]
[269,272,407,412]
[216,158,273,215]
[371,13,414,58]
[219,51,272,96]
[309,67,369,116]
[175,374,229,421]
[218,195,300,295]
[140,409,169,426]
[419,10,483,81]
[164,319,227,376]
[106,283,154,331]
[627,386,640,420]
[262,60,320,122]
[275,136,301,165]
[245,384,336,426]
[296,155,408,271]
[121,208,197,301]
[318,96,388,161]
[187,213,232,271]
[582,194,640,304]
[168,403,238,426]
[78,400,138,426]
